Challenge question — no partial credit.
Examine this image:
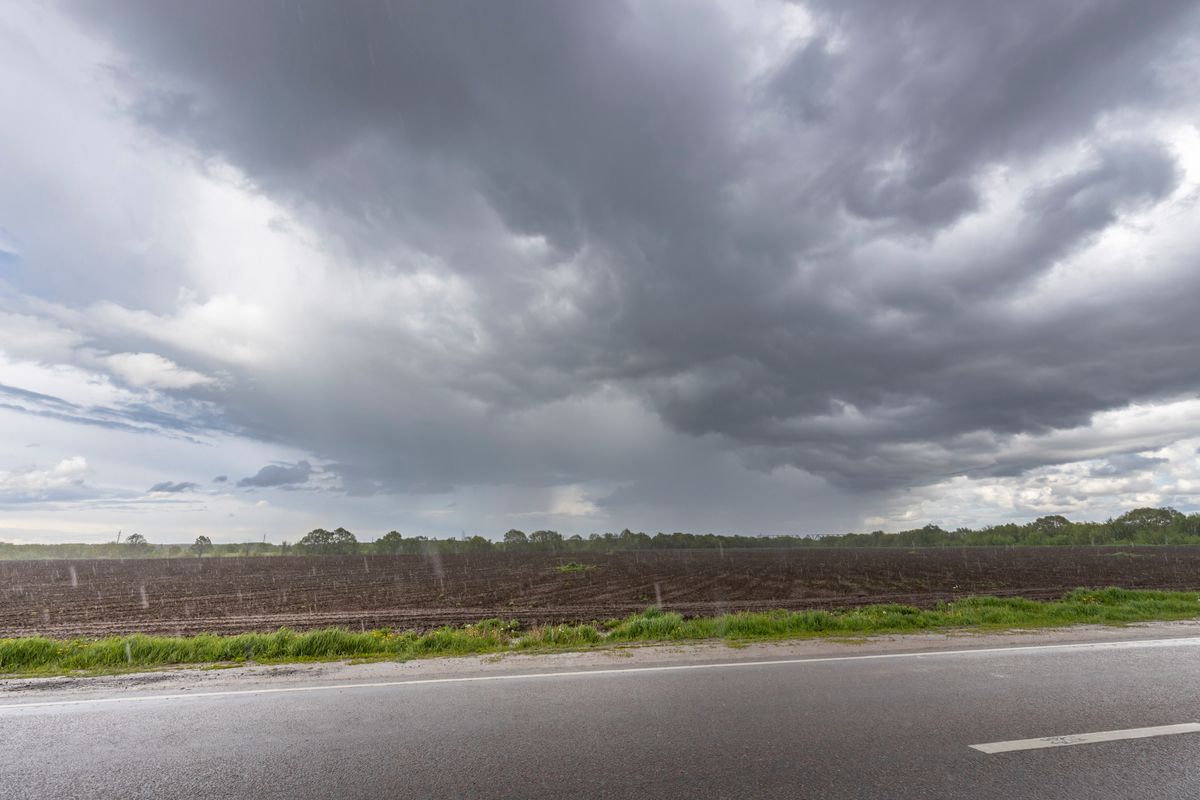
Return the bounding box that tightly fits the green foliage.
[0,540,284,560]
[556,562,593,573]
[4,506,1200,560]
[608,610,689,640]
[5,588,1198,676]
[471,617,520,633]
[294,527,359,555]
[529,530,564,550]
[525,623,602,648]
[1115,507,1184,529]
[191,535,213,557]
[375,531,404,554]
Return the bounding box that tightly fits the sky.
[2,0,1200,543]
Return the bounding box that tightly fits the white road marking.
[971,722,1200,754]
[2,635,1199,712]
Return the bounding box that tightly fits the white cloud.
[0,456,88,497]
[103,351,215,390]
[548,485,601,519]
[0,311,82,362]
[880,428,1200,530]
[0,353,133,409]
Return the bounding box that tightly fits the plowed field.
[3,546,1199,637]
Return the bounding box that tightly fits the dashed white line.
[2,635,1199,712]
[971,722,1200,753]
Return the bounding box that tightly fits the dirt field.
[3,546,1200,638]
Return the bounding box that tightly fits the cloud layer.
[1,1,1200,540]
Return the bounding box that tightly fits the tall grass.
[2,588,1197,676]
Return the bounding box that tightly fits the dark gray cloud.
[0,382,213,441]
[1091,454,1170,477]
[237,460,313,488]
[212,475,227,484]
[793,0,1195,223]
[148,480,196,493]
[40,0,1200,510]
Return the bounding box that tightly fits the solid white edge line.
[970,722,1200,753]
[3,635,1200,712]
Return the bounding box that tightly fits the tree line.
[2,507,1200,559]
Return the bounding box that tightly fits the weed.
[3,588,1198,676]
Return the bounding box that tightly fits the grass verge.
[2,587,1198,677]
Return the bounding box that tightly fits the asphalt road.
[4,636,1200,799]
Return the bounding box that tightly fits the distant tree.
[503,529,528,546]
[464,535,492,551]
[1116,507,1184,528]
[617,529,652,549]
[529,530,563,550]
[295,528,331,553]
[376,531,404,554]
[191,535,213,557]
[1030,515,1071,533]
[330,527,359,553]
[125,533,148,548]
[295,527,359,555]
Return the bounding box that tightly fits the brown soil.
[3,546,1198,638]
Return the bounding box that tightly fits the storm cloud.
[2,1,1200,539]
[148,481,197,494]
[237,461,313,489]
